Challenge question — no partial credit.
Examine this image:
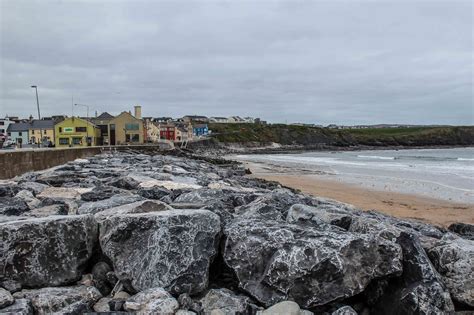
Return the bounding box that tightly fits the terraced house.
[108,107,144,145]
[54,117,101,147]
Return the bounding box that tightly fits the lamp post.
[74,103,90,146]
[31,85,41,147]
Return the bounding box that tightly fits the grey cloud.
[0,0,472,125]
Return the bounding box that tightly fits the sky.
[0,0,472,125]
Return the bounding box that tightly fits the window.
[59,127,62,132]
[125,134,130,142]
[76,127,87,132]
[19,132,22,136]
[59,138,69,145]
[125,123,139,130]
[132,134,140,142]
[0,129,4,133]
[72,137,82,145]
[7,132,11,136]
[0,121,4,125]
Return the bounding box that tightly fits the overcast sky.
[1,0,472,125]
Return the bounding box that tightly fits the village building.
[54,117,101,147]
[91,112,115,145]
[0,117,15,142]
[143,117,160,143]
[6,122,29,146]
[183,115,209,123]
[28,120,55,145]
[209,117,229,123]
[159,122,176,141]
[192,123,209,137]
[108,107,144,145]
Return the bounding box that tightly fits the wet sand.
[243,162,474,227]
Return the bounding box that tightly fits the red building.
[159,124,176,141]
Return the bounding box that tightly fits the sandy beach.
[243,161,474,227]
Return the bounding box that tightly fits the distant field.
[209,123,474,147]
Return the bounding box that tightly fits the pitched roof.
[7,122,30,132]
[30,120,55,129]
[97,112,114,119]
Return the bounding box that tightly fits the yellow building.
[29,120,55,145]
[108,110,144,145]
[54,117,101,147]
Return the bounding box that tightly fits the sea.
[234,147,474,204]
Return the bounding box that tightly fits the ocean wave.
[458,158,474,161]
[357,155,395,160]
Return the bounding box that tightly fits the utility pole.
[74,103,90,146]
[31,85,41,147]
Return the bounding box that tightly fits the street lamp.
[74,103,90,146]
[31,85,41,147]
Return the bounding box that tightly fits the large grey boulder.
[78,193,143,214]
[331,306,358,315]
[94,200,173,221]
[200,288,258,315]
[12,285,102,314]
[257,301,311,315]
[427,233,474,307]
[124,287,179,314]
[448,222,474,240]
[223,218,402,308]
[371,232,454,314]
[0,288,13,308]
[0,215,98,288]
[100,210,221,294]
[0,299,33,315]
[0,197,29,216]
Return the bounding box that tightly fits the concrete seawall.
[0,143,174,179]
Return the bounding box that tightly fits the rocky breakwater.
[0,151,472,314]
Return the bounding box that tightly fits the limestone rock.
[256,301,301,315]
[137,186,171,200]
[93,297,112,312]
[80,185,124,202]
[36,186,92,200]
[14,190,41,209]
[0,288,14,308]
[448,222,474,240]
[78,193,143,215]
[0,197,29,216]
[100,210,221,294]
[223,218,402,308]
[331,306,358,315]
[371,232,454,314]
[124,287,179,314]
[24,204,68,217]
[200,288,257,315]
[18,181,49,195]
[94,200,172,221]
[427,233,474,307]
[12,285,102,314]
[0,298,33,315]
[0,215,98,287]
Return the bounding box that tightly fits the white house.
[7,122,30,145]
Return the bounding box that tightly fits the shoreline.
[241,161,474,227]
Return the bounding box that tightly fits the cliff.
[209,124,474,148]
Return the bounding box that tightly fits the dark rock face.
[0,215,98,288]
[427,233,474,307]
[371,232,454,314]
[223,218,402,308]
[448,222,474,240]
[100,210,221,294]
[137,186,171,200]
[78,193,143,215]
[0,151,469,313]
[12,285,102,314]
[0,298,33,315]
[0,197,29,216]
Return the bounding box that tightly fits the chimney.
[134,105,142,119]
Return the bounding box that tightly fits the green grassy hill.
[209,123,474,147]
